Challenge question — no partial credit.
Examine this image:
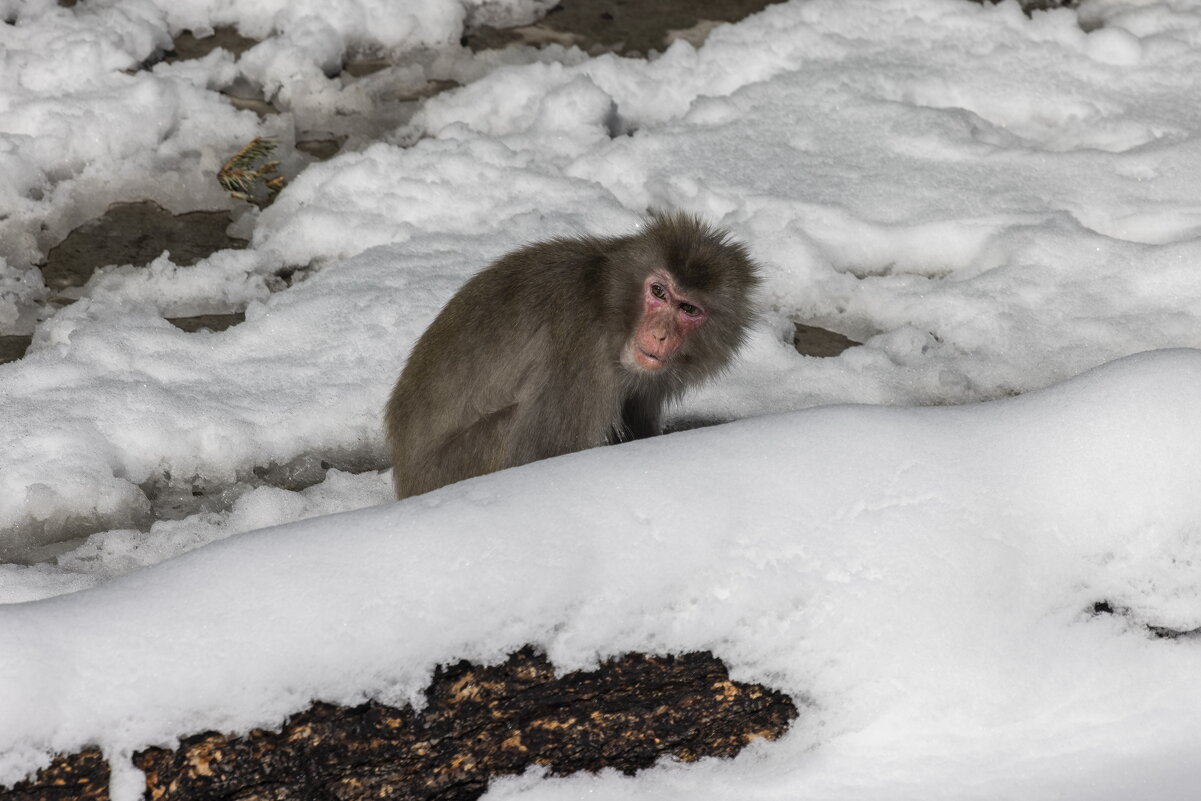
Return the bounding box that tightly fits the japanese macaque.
[385,211,761,499]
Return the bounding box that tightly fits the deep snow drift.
[3,349,1201,800]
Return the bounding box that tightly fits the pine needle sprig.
[218,137,285,205]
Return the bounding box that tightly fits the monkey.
[385,211,761,499]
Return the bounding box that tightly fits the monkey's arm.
[423,402,521,487]
[390,320,555,497]
[616,393,663,442]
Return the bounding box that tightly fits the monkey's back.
[386,236,631,498]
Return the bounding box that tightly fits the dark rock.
[464,0,784,56]
[296,139,344,160]
[971,0,1079,14]
[793,323,859,357]
[166,313,246,333]
[0,335,31,365]
[164,27,259,63]
[43,202,247,292]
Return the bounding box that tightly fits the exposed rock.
[43,202,247,292]
[793,322,859,357]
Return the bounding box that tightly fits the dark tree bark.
[4,648,798,801]
[1,749,109,801]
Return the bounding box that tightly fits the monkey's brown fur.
[386,212,760,498]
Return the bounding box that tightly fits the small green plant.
[218,137,285,205]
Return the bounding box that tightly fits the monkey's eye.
[650,283,667,300]
[679,302,702,317]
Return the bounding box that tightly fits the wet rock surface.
[465,0,782,54]
[974,0,1079,13]
[42,201,246,293]
[163,26,258,62]
[793,322,860,358]
[165,313,247,333]
[0,336,30,364]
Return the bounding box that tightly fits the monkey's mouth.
[635,347,667,371]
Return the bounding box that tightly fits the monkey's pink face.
[625,273,708,372]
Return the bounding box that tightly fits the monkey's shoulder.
[447,237,618,325]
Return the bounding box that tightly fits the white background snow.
[2,0,1201,797]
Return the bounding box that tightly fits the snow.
[3,0,1201,797]
[5,349,1201,800]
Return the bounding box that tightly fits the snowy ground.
[3,0,1201,797]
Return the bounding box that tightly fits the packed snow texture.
[4,349,1201,801]
[3,0,1201,795]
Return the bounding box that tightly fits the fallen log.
[5,648,797,801]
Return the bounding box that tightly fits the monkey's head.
[614,211,761,384]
